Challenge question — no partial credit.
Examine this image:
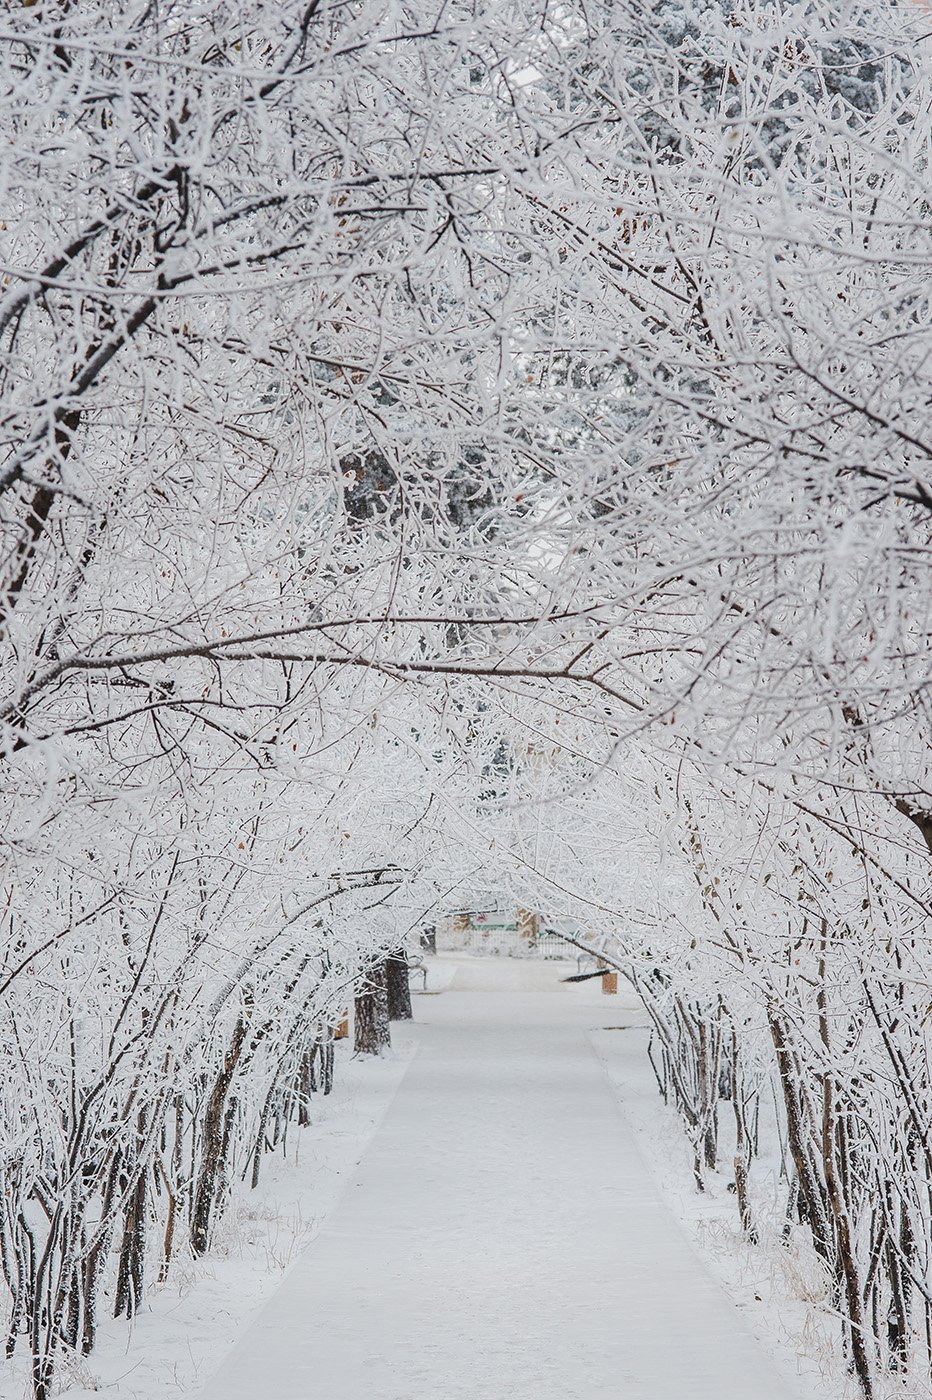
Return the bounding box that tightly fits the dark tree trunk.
[386,952,413,1021]
[250,1082,277,1191]
[156,1156,177,1287]
[297,1043,316,1125]
[191,1016,247,1256]
[730,1034,757,1243]
[114,1169,146,1319]
[354,963,391,1055]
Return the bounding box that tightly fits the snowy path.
[198,959,802,1399]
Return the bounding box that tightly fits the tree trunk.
[386,952,413,1021]
[731,1034,757,1242]
[191,1016,247,1256]
[354,963,391,1055]
[817,943,874,1398]
[114,1169,146,1319]
[318,1031,335,1094]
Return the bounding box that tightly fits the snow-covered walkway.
[198,958,801,1399]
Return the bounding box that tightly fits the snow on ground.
[1,956,874,1400]
[196,956,814,1400]
[0,1020,422,1400]
[591,1013,861,1400]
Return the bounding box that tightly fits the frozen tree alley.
[0,0,931,1396]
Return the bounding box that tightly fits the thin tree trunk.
[731,1033,757,1242]
[768,1010,833,1262]
[319,1030,335,1094]
[114,1168,146,1319]
[817,937,874,1399]
[191,1016,247,1256]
